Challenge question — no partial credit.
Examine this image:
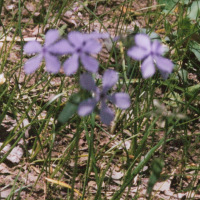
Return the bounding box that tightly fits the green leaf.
[157,0,177,13]
[165,92,183,107]
[187,1,200,20]
[58,24,68,36]
[178,69,188,83]
[147,158,164,195]
[189,41,200,62]
[174,0,190,4]
[157,0,189,13]
[188,83,200,93]
[58,93,82,124]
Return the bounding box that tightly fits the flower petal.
[44,53,60,73]
[68,31,85,48]
[80,73,97,92]
[134,34,151,52]
[102,69,118,93]
[159,70,170,80]
[78,98,97,116]
[127,46,149,60]
[108,93,130,109]
[80,54,99,73]
[82,39,102,54]
[48,39,75,54]
[63,54,79,75]
[141,56,155,79]
[44,29,60,47]
[24,54,43,74]
[154,55,173,74]
[100,102,114,125]
[24,41,42,54]
[152,40,165,55]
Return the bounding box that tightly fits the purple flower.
[49,31,109,75]
[24,29,61,74]
[78,69,131,125]
[127,34,173,79]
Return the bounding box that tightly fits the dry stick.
[45,177,85,199]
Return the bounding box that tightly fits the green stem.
[70,120,81,199]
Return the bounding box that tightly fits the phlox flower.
[24,29,61,74]
[127,34,173,79]
[78,69,131,125]
[49,31,109,75]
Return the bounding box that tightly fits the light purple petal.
[108,93,130,109]
[80,73,97,92]
[159,70,170,80]
[44,52,60,73]
[63,54,79,75]
[154,55,173,74]
[134,34,151,52]
[68,31,85,48]
[95,88,101,102]
[152,40,165,55]
[113,36,120,42]
[127,46,150,60]
[44,29,60,47]
[80,54,99,73]
[82,40,102,54]
[48,39,75,54]
[78,98,97,116]
[102,69,118,93]
[141,56,155,79]
[100,102,114,125]
[24,54,43,74]
[24,41,42,54]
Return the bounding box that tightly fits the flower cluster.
[24,30,61,74]
[78,70,130,125]
[23,30,173,125]
[24,30,109,75]
[127,34,173,79]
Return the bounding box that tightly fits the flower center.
[42,47,47,55]
[76,48,82,53]
[76,41,86,53]
[100,92,106,101]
